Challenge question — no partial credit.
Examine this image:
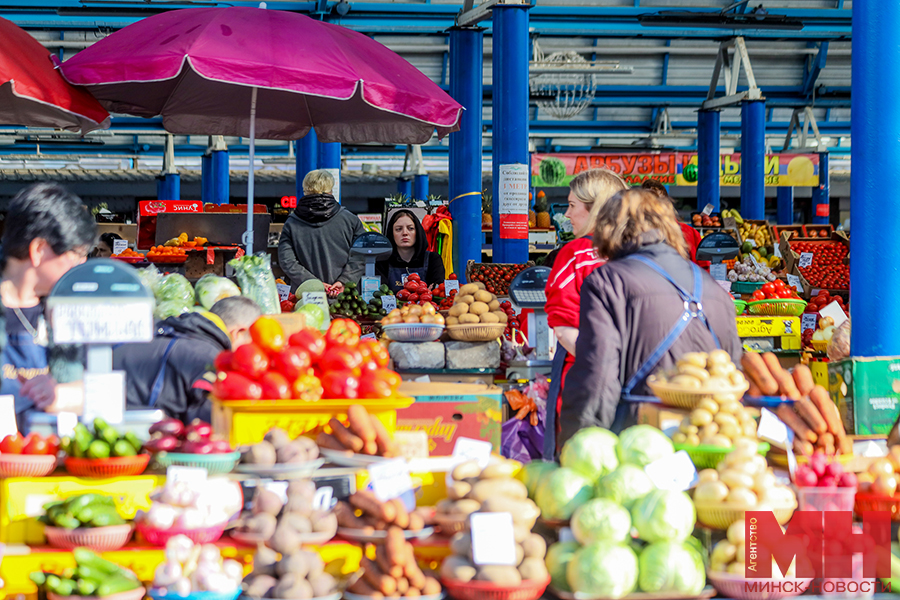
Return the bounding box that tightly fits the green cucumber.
[87,440,111,459]
[66,494,114,512]
[112,440,137,457]
[75,504,118,524]
[99,426,119,447]
[96,575,141,597]
[30,572,47,586]
[53,514,81,530]
[124,432,143,454]
[74,548,136,579]
[77,579,98,596]
[55,578,76,597]
[92,417,110,434]
[91,512,125,527]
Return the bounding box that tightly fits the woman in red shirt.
[544,168,626,456]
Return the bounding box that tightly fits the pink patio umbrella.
[59,6,463,252]
[0,16,109,133]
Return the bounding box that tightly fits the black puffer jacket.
[559,240,741,446]
[113,312,230,423]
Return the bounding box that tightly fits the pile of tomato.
[750,279,802,301]
[396,273,433,304]
[213,316,400,401]
[0,432,60,455]
[791,241,849,290]
[804,290,847,315]
[469,264,527,296]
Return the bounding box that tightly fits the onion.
[154,562,183,587]
[165,534,195,564]
[150,418,185,438]
[223,560,243,584]
[169,578,191,596]
[199,544,221,564]
[147,503,178,530]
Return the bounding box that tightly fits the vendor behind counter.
[376,209,445,293]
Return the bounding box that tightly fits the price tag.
[786,274,801,291]
[0,396,16,439]
[820,300,848,329]
[361,333,377,341]
[167,465,208,485]
[52,303,153,344]
[263,481,289,504]
[301,292,329,312]
[801,313,818,333]
[368,458,412,502]
[710,263,728,281]
[787,446,798,477]
[774,244,783,258]
[25,494,57,518]
[702,204,714,216]
[470,512,517,566]
[748,254,760,267]
[82,372,125,425]
[444,279,459,295]
[644,451,698,491]
[112,239,128,255]
[452,438,493,469]
[799,252,814,268]
[276,284,291,302]
[716,280,732,293]
[757,408,795,450]
[57,412,78,438]
[401,274,408,285]
[381,296,397,311]
[313,486,334,510]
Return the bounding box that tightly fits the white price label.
[401,274,408,285]
[313,486,335,511]
[452,438,493,469]
[301,292,329,312]
[112,239,128,255]
[710,263,728,281]
[444,279,460,295]
[52,302,153,344]
[748,254,760,267]
[786,274,801,291]
[820,300,849,329]
[381,296,397,311]
[368,458,412,502]
[470,512,517,566]
[167,465,208,485]
[263,481,289,504]
[801,313,818,333]
[82,372,125,425]
[0,396,16,439]
[25,494,57,518]
[361,333,377,341]
[799,252,814,268]
[57,412,78,438]
[702,203,714,216]
[276,284,291,302]
[644,451,698,491]
[757,408,795,449]
[787,446,798,477]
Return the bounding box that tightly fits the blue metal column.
[211,150,230,205]
[449,27,484,283]
[296,130,318,200]
[776,187,794,225]
[201,154,212,204]
[851,2,900,356]
[697,109,720,211]
[492,3,530,264]
[397,178,412,197]
[811,152,830,224]
[740,100,766,220]
[318,142,341,169]
[156,174,180,200]
[414,174,429,200]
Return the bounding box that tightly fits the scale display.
[509,266,551,308]
[351,232,392,258]
[696,231,740,262]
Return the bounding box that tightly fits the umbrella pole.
[246,86,258,254]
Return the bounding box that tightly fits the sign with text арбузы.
[498,164,529,240]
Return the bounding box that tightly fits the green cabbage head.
[631,489,696,543]
[534,467,593,521]
[567,542,638,599]
[616,425,674,467]
[571,498,631,545]
[516,461,558,499]
[545,541,579,592]
[595,464,656,510]
[559,427,618,483]
[638,541,706,595]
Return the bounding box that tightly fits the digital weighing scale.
[696,231,740,263]
[506,266,553,381]
[351,232,393,301]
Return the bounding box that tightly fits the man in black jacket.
[113,296,261,423]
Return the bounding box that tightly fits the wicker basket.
[646,378,749,410]
[811,339,829,352]
[706,572,810,600]
[695,503,794,530]
[148,588,242,600]
[64,454,150,478]
[44,524,133,551]
[675,442,769,470]
[0,453,58,477]
[747,299,807,317]
[442,576,549,600]
[383,323,445,342]
[136,522,225,546]
[152,451,240,474]
[855,492,900,521]
[734,300,747,316]
[447,323,505,342]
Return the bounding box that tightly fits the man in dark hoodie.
[278,169,366,297]
[113,296,261,423]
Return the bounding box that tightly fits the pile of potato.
[348,528,442,598]
[439,529,549,586]
[241,428,319,466]
[381,303,446,326]
[651,350,747,393]
[671,397,761,448]
[446,283,506,326]
[244,547,338,599]
[334,490,428,534]
[435,459,540,531]
[316,405,398,458]
[234,479,338,549]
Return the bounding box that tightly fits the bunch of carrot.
[741,352,850,456]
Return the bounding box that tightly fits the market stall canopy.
[58,6,463,144]
[0,16,110,133]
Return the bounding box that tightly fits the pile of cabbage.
[519,426,705,599]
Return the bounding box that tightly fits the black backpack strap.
[147,338,178,408]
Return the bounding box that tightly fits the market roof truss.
[702,36,763,110]
[782,106,825,153]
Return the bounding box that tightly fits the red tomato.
[359,369,399,399]
[417,284,429,295]
[407,273,421,283]
[404,281,419,292]
[213,350,234,373]
[358,339,390,369]
[259,371,291,400]
[320,346,364,372]
[249,316,287,354]
[0,433,24,454]
[449,273,458,280]
[321,370,360,399]
[408,293,420,303]
[231,343,269,379]
[271,347,312,380]
[45,435,60,456]
[325,319,361,348]
[752,289,766,301]
[292,374,324,401]
[397,290,410,301]
[23,434,50,455]
[213,371,263,400]
[762,282,776,295]
[420,293,433,303]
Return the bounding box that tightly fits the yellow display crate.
[211,396,414,446]
[0,474,165,545]
[737,316,801,351]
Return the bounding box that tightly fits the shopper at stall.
[114,296,261,423]
[558,188,741,446]
[543,168,626,457]
[278,169,366,298]
[0,183,96,429]
[376,209,445,293]
[641,178,702,262]
[91,232,123,258]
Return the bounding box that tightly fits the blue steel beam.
[801,42,829,97]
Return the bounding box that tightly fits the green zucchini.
[77,579,98,596]
[91,512,126,527]
[95,575,141,597]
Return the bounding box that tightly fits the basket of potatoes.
[646,350,749,409]
[446,283,508,342]
[671,396,769,469]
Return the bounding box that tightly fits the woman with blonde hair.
[557,188,740,446]
[542,168,626,457]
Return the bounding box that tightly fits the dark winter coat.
[278,193,366,291]
[376,210,445,292]
[559,239,741,446]
[113,312,230,423]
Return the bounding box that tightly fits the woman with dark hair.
[376,210,445,293]
[92,232,123,258]
[0,183,96,427]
